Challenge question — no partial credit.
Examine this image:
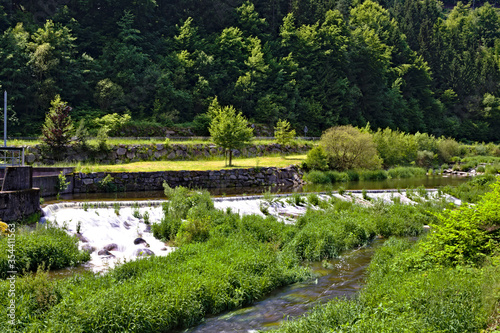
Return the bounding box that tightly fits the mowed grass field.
[75,155,307,173]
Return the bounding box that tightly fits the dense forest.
[1,0,500,141]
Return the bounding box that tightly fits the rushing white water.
[41,190,460,272]
[42,204,173,272]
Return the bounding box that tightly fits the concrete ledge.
[0,188,41,222]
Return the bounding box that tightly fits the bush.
[0,224,90,278]
[373,128,418,168]
[387,166,426,179]
[326,171,349,183]
[152,184,214,241]
[93,113,131,136]
[192,113,212,136]
[416,150,435,167]
[321,125,382,171]
[437,137,460,163]
[304,146,329,171]
[303,170,330,184]
[358,169,388,181]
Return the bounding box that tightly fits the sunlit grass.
[62,155,307,173]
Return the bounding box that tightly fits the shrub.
[303,170,330,184]
[387,167,426,179]
[304,146,329,171]
[359,169,388,181]
[192,113,212,136]
[437,137,460,163]
[373,128,418,168]
[321,125,382,171]
[152,184,214,241]
[416,150,435,167]
[93,113,131,136]
[326,171,349,183]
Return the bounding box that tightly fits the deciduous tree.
[209,105,254,166]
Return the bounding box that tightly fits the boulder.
[82,244,95,253]
[134,248,155,257]
[103,243,118,251]
[76,233,89,243]
[97,249,115,256]
[133,237,149,246]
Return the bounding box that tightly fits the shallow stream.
[180,240,383,333]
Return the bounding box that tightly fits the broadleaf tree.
[209,105,254,166]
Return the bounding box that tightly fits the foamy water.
[41,190,459,272]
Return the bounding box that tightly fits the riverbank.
[0,185,454,332]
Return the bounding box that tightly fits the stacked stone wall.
[24,143,311,165]
[72,166,303,194]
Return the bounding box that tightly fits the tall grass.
[0,233,310,333]
[0,223,90,278]
[304,166,426,184]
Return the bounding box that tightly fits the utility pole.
[4,90,6,147]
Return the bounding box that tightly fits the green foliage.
[303,170,330,184]
[373,128,418,168]
[0,224,89,278]
[437,137,460,163]
[209,105,254,166]
[152,184,214,241]
[41,95,73,150]
[192,113,212,136]
[93,113,131,136]
[442,174,496,203]
[274,119,296,145]
[304,146,329,171]
[387,167,426,179]
[414,178,500,267]
[0,233,309,333]
[321,126,382,171]
[55,171,70,199]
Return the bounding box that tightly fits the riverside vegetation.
[303,125,500,185]
[272,178,500,332]
[0,179,472,332]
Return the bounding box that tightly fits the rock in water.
[103,243,118,251]
[133,237,148,245]
[134,248,155,257]
[98,249,115,257]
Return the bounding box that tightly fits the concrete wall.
[1,166,33,191]
[0,188,41,222]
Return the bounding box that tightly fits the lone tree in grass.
[42,95,73,149]
[209,105,254,166]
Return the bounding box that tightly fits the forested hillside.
[1,0,500,141]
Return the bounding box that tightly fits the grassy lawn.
[74,155,307,173]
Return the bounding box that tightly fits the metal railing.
[0,147,24,167]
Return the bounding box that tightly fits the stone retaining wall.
[73,166,303,194]
[24,143,311,165]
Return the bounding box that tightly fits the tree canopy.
[209,104,254,166]
[0,0,500,142]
